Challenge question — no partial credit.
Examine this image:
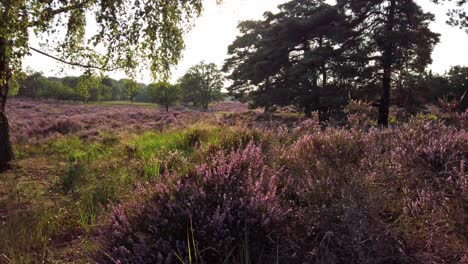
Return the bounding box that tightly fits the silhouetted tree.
[337,0,440,126]
[224,0,369,118]
[225,0,439,125]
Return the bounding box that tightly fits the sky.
[23,0,468,84]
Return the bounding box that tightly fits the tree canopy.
[147,81,180,111]
[122,78,138,103]
[179,61,224,110]
[224,0,440,124]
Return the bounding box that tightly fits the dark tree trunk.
[263,77,272,114]
[264,102,272,114]
[0,83,12,171]
[304,105,312,118]
[0,111,13,171]
[303,39,317,119]
[0,86,6,112]
[378,0,396,127]
[0,35,13,171]
[319,35,327,88]
[165,105,169,112]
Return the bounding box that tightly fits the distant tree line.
[15,61,225,111]
[223,0,467,125]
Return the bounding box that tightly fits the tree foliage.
[76,71,101,102]
[122,78,138,103]
[147,81,180,111]
[224,0,440,124]
[432,0,468,32]
[179,61,224,110]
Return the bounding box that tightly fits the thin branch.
[29,46,122,72]
[29,0,93,27]
[46,1,92,17]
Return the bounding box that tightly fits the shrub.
[46,118,84,135]
[282,127,368,206]
[276,123,412,263]
[371,119,467,262]
[97,142,289,263]
[292,114,321,136]
[60,160,86,194]
[344,100,377,128]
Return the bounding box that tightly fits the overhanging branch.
[29,46,122,72]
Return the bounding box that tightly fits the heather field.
[6,99,249,143]
[2,0,468,263]
[0,99,465,263]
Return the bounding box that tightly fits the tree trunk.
[263,77,272,114]
[378,0,396,127]
[0,35,13,171]
[304,105,312,118]
[165,105,169,112]
[0,111,13,171]
[319,35,327,88]
[264,103,272,114]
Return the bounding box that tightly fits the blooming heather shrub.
[282,128,368,206]
[344,100,377,128]
[7,99,467,262]
[277,124,412,263]
[293,114,321,136]
[290,199,411,263]
[444,109,468,128]
[97,142,289,263]
[372,119,468,262]
[210,101,249,113]
[6,99,249,143]
[46,118,84,135]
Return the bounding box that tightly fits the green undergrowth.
[0,123,268,263]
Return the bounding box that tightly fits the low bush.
[97,142,290,263]
[4,99,466,263]
[371,119,467,262]
[95,117,467,263]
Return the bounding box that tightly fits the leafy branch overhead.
[1,0,203,82]
[431,0,468,32]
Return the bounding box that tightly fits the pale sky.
[23,0,468,84]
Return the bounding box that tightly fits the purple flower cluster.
[96,115,467,263]
[6,99,249,142]
[98,142,289,263]
[377,119,467,262]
